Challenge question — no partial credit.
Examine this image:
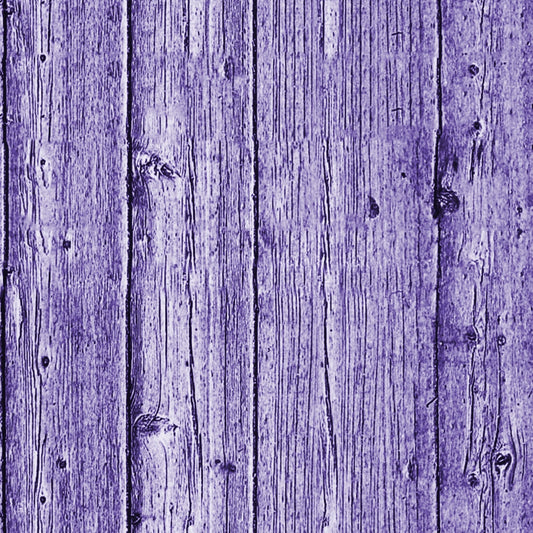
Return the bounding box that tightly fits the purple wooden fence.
[2,0,532,531]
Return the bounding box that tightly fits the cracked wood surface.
[255,0,438,531]
[129,0,253,530]
[1,0,532,531]
[437,1,533,531]
[4,0,128,530]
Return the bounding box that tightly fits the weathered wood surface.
[256,0,439,531]
[129,0,253,530]
[4,1,128,530]
[1,0,532,531]
[437,1,533,531]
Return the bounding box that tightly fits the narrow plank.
[438,1,533,531]
[5,1,128,530]
[130,0,253,530]
[256,0,439,530]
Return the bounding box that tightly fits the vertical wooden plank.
[438,0,533,530]
[5,0,128,530]
[256,0,439,530]
[130,0,253,530]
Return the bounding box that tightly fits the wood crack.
[251,0,259,528]
[1,1,9,530]
[125,0,133,529]
[433,0,444,530]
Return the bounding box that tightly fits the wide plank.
[256,0,439,530]
[5,1,128,530]
[437,1,533,531]
[129,0,253,530]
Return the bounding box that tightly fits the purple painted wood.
[129,0,253,530]
[256,0,439,530]
[1,0,532,531]
[4,1,128,530]
[437,1,533,530]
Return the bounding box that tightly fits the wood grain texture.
[4,1,128,530]
[437,1,533,531]
[256,0,439,530]
[129,0,253,530]
[1,0,533,531]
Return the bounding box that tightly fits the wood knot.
[407,458,416,481]
[134,414,177,436]
[467,473,480,488]
[465,326,478,343]
[135,152,180,181]
[368,195,380,219]
[222,461,237,473]
[435,188,460,217]
[224,57,235,79]
[468,64,479,76]
[494,452,512,476]
[497,334,506,346]
[216,459,237,473]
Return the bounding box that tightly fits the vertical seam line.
[1,1,9,531]
[433,0,443,530]
[125,0,133,529]
[251,0,259,529]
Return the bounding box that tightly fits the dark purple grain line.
[1,2,8,531]
[251,0,259,527]
[125,0,133,529]
[433,0,443,530]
